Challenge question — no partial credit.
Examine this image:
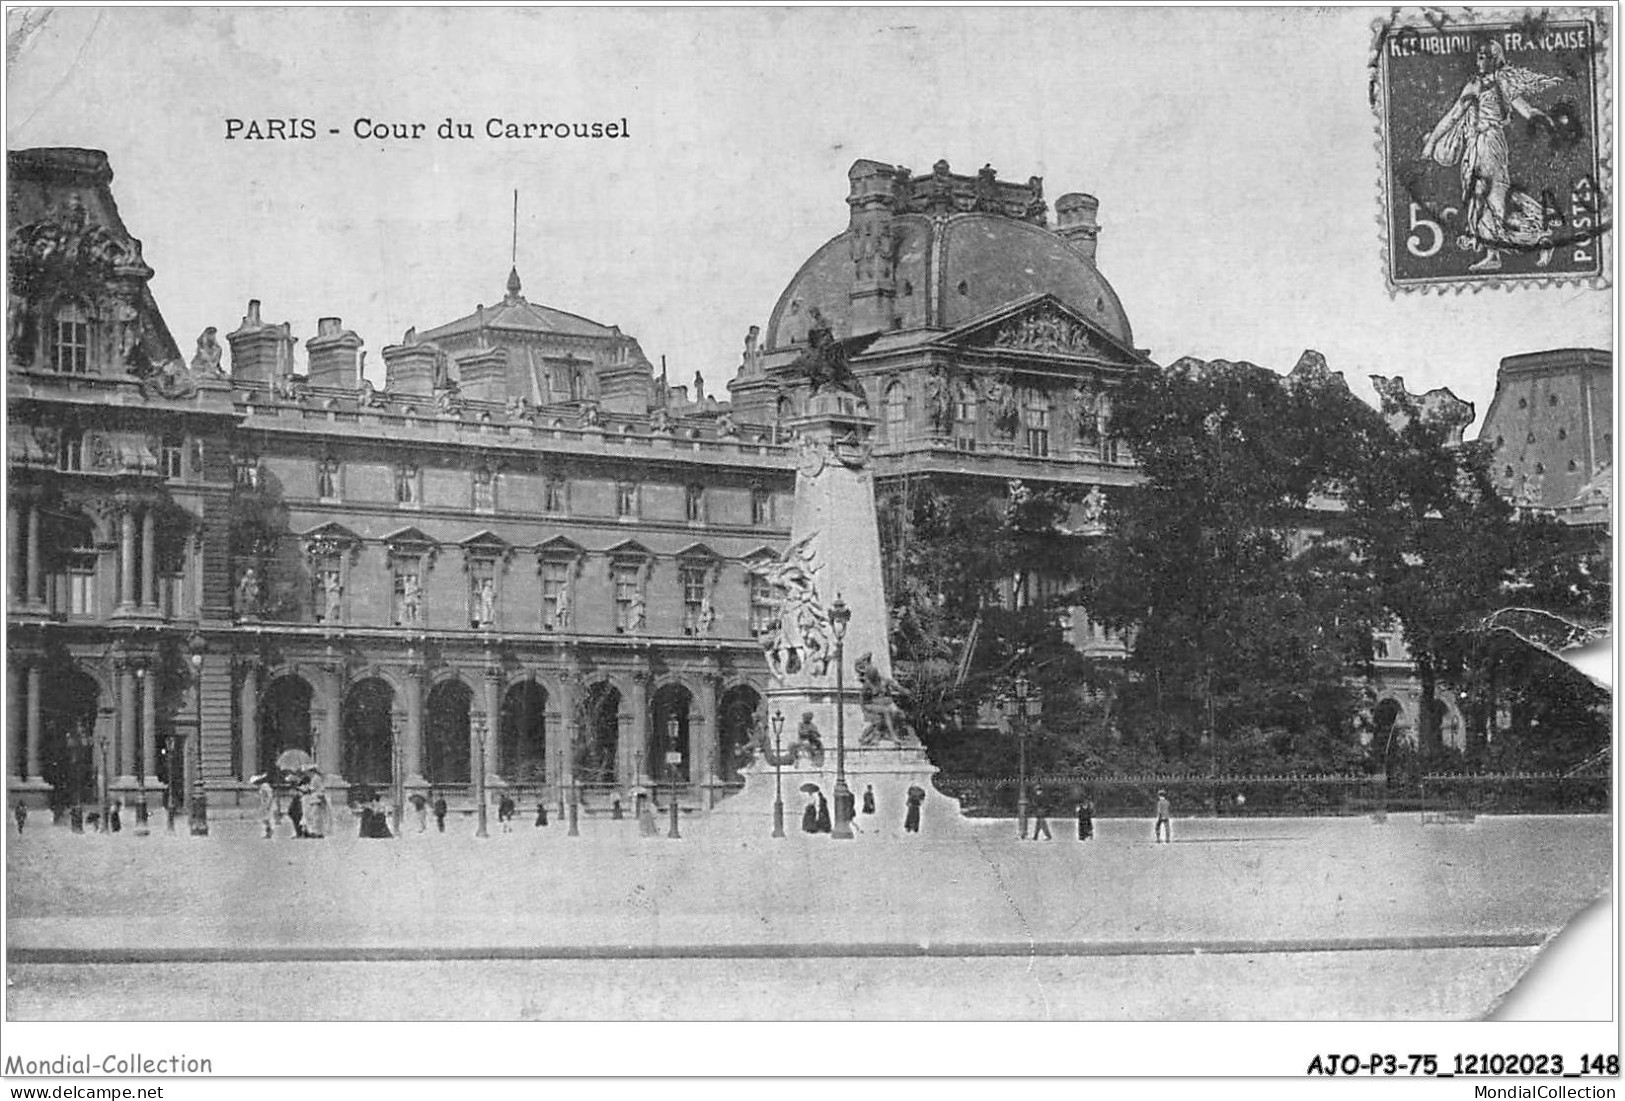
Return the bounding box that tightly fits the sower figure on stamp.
[1422,41,1563,272]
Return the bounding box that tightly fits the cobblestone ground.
[4,810,1611,1020]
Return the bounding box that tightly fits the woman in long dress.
[1421,41,1562,271]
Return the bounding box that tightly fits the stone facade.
[1479,347,1612,524]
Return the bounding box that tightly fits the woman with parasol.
[800,783,820,833]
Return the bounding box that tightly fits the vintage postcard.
[2,6,1616,1088]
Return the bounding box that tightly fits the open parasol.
[799,782,821,795]
[248,772,273,787]
[276,748,315,772]
[907,785,926,800]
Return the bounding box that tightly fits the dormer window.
[52,304,91,374]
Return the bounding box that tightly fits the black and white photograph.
[2,5,1616,1087]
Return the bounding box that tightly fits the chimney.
[458,346,509,402]
[1055,193,1101,263]
[305,317,364,390]
[226,299,298,386]
[381,332,441,396]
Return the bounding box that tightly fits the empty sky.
[6,7,1612,426]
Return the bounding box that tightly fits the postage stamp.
[1373,8,1611,291]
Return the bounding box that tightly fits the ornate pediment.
[944,294,1140,365]
[302,522,362,563]
[535,535,586,560]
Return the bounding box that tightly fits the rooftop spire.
[504,189,525,303]
[505,265,523,302]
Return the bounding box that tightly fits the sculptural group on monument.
[749,534,832,679]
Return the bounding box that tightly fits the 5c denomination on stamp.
[1373,8,1610,291]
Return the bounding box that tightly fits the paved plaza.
[5,808,1611,1020]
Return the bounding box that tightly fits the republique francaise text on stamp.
[1374,8,1611,291]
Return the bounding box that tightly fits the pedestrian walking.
[636,792,659,838]
[535,801,549,828]
[432,793,448,833]
[862,784,876,815]
[1030,786,1052,840]
[288,791,306,838]
[108,799,122,833]
[1076,797,1094,841]
[904,785,925,834]
[13,803,26,833]
[498,793,516,832]
[1154,789,1172,843]
[409,791,428,832]
[254,778,276,838]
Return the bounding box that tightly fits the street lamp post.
[1014,675,1031,840]
[829,595,854,840]
[95,729,111,834]
[666,718,681,839]
[771,709,786,838]
[473,714,490,838]
[187,633,209,836]
[134,665,149,835]
[567,720,581,837]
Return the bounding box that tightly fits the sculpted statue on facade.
[627,590,647,634]
[191,327,223,375]
[554,574,573,631]
[475,576,496,627]
[790,307,867,405]
[320,570,343,622]
[236,567,261,617]
[742,325,763,376]
[696,592,716,636]
[400,575,423,626]
[924,369,953,434]
[1079,484,1106,527]
[855,651,912,746]
[1072,384,1099,442]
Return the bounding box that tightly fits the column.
[26,503,41,607]
[321,665,343,781]
[118,502,136,610]
[8,502,18,605]
[483,662,502,786]
[117,661,137,784]
[6,661,19,783]
[140,507,157,610]
[26,663,42,781]
[556,665,580,795]
[140,665,157,782]
[698,667,722,806]
[403,661,425,786]
[628,662,651,787]
[238,664,259,780]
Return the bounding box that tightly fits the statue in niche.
[191,327,223,375]
[553,574,573,630]
[1079,485,1106,527]
[1072,384,1099,442]
[475,577,496,627]
[924,369,953,434]
[399,575,423,626]
[985,377,1019,437]
[696,592,716,636]
[319,570,343,622]
[235,567,261,617]
[627,590,647,634]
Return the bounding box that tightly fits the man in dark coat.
[1077,798,1094,841]
[904,787,924,833]
[432,794,448,832]
[862,785,876,815]
[288,791,306,838]
[498,793,516,832]
[535,801,549,828]
[1030,787,1052,840]
[801,796,819,833]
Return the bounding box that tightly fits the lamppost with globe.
[186,633,209,836]
[472,714,490,838]
[1012,675,1032,840]
[770,708,786,838]
[665,717,681,839]
[133,663,150,835]
[829,595,854,840]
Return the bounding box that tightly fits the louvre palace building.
[9,148,1532,816]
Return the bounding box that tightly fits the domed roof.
[765,211,1133,352]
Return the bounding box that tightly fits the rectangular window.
[53,320,90,374]
[613,564,640,633]
[749,575,778,634]
[68,554,97,615]
[616,482,639,519]
[543,476,566,514]
[57,431,83,472]
[162,436,185,480]
[393,558,423,626]
[681,565,707,634]
[685,484,705,523]
[468,558,496,628]
[1026,405,1051,458]
[395,464,419,505]
[541,560,569,629]
[751,489,772,526]
[473,468,495,512]
[955,435,977,453]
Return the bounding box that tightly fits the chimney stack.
[226,299,297,386]
[1055,193,1101,263]
[305,317,364,390]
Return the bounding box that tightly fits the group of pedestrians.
[1020,788,1173,844]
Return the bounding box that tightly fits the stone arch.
[257,672,314,777]
[342,677,395,788]
[718,682,763,782]
[500,677,548,785]
[650,681,695,783]
[577,679,622,786]
[1368,695,1414,748]
[425,677,473,786]
[37,662,102,810]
